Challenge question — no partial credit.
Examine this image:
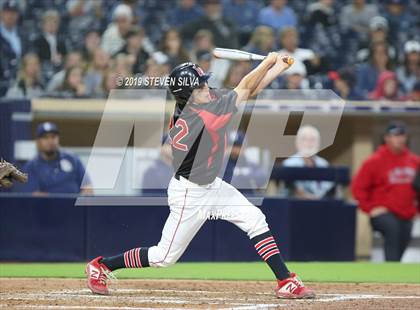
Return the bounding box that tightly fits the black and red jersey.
[168,89,238,185]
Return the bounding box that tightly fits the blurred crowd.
[0,0,419,101]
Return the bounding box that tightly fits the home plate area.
[1,279,419,309]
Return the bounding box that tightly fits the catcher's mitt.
[0,159,28,188]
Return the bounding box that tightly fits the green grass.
[1,262,419,284]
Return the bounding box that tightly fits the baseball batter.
[86,53,315,299]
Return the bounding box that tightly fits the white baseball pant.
[148,176,269,267]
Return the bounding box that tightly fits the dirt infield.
[0,278,419,309]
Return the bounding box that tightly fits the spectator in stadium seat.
[0,0,22,96]
[222,0,261,46]
[84,49,110,97]
[281,60,309,90]
[32,10,67,67]
[52,66,88,98]
[46,51,83,93]
[257,0,297,34]
[355,16,397,64]
[222,131,267,193]
[244,26,275,59]
[352,121,420,261]
[0,0,21,57]
[368,71,401,101]
[190,30,214,61]
[223,61,250,89]
[278,27,321,75]
[168,0,203,28]
[403,81,420,102]
[116,26,150,74]
[195,49,212,73]
[67,0,103,49]
[141,135,173,193]
[304,0,340,70]
[305,0,337,31]
[282,125,334,199]
[99,69,118,98]
[328,67,364,100]
[141,57,171,89]
[123,1,162,50]
[367,16,389,45]
[356,41,393,98]
[82,30,101,62]
[6,53,44,99]
[340,0,378,41]
[396,41,420,95]
[131,51,169,91]
[383,0,417,47]
[159,29,190,68]
[101,4,133,56]
[190,29,230,88]
[18,122,93,195]
[181,0,238,49]
[114,0,145,26]
[111,53,133,79]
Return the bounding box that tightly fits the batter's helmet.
[168,62,211,104]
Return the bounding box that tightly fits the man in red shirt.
[352,121,420,261]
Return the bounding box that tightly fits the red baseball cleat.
[275,272,315,299]
[85,256,115,295]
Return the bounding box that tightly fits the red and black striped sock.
[252,231,290,280]
[100,247,149,271]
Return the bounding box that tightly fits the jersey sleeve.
[351,158,377,214]
[208,89,238,115]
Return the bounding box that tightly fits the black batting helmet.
[168,62,211,104]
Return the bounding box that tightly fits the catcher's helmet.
[168,62,211,103]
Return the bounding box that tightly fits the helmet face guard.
[169,62,211,103]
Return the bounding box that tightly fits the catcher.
[0,159,28,188]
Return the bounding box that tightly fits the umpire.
[352,122,420,261]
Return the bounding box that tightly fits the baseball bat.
[212,48,294,65]
[212,48,266,61]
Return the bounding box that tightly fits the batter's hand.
[264,52,278,65]
[0,159,28,188]
[278,54,294,69]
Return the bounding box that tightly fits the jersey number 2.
[172,119,189,151]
